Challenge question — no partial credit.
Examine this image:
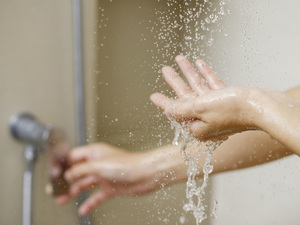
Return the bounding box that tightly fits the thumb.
[150,93,173,111]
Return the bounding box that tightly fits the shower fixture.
[10,113,70,225]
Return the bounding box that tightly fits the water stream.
[171,120,222,224]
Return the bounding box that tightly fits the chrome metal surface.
[73,0,92,224]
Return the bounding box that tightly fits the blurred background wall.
[208,1,300,225]
[0,0,78,224]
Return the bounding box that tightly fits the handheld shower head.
[10,113,51,148]
[10,113,70,196]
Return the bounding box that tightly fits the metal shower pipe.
[73,0,92,224]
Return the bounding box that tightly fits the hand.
[56,143,162,215]
[150,55,259,140]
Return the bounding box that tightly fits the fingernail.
[175,55,184,62]
[196,60,205,67]
[150,94,158,102]
[161,67,170,76]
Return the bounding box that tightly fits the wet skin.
[56,56,300,216]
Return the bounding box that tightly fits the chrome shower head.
[10,113,51,149]
[10,112,70,196]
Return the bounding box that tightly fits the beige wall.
[91,0,180,148]
[208,1,300,225]
[0,1,78,224]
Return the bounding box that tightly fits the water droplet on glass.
[179,215,186,224]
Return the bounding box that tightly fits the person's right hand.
[55,143,163,216]
[151,55,300,155]
[150,55,262,141]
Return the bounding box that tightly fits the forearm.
[249,86,300,156]
[139,87,300,187]
[260,110,300,156]
[138,129,291,187]
[211,130,291,175]
[138,144,189,187]
[210,86,300,173]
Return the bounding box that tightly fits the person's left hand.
[55,143,163,215]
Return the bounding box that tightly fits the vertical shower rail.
[73,0,92,224]
[22,145,37,225]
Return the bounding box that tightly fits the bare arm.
[150,55,300,156]
[203,86,300,174]
[57,56,299,215]
[143,129,292,180]
[251,86,300,156]
[57,122,292,216]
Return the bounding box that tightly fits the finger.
[68,145,102,165]
[67,146,92,164]
[150,93,174,111]
[55,194,72,205]
[162,66,193,98]
[78,189,113,216]
[69,175,99,197]
[195,59,225,90]
[175,55,210,94]
[65,162,98,182]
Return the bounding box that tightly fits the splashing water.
[170,120,222,225]
[151,0,230,72]
[154,2,230,222]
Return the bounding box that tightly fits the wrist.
[241,87,267,130]
[138,145,188,188]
